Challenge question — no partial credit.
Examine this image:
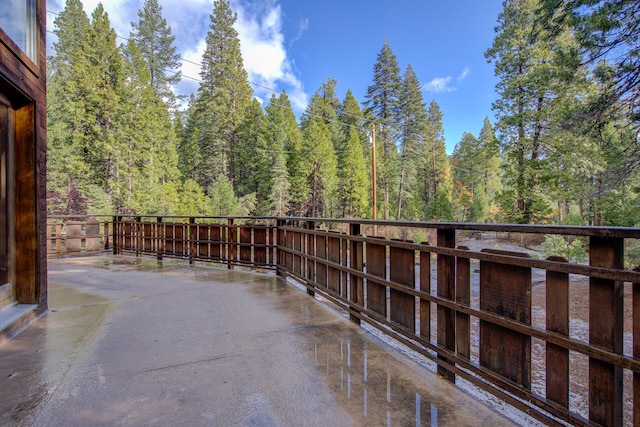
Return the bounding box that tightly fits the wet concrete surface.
[1,256,517,426]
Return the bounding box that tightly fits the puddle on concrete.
[0,284,116,426]
[300,325,515,426]
[48,283,111,311]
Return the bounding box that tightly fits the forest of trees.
[47,0,640,226]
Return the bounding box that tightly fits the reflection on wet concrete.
[0,283,115,425]
[1,256,516,426]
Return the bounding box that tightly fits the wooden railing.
[46,215,640,426]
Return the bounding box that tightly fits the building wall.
[0,0,47,313]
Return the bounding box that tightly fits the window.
[0,0,37,63]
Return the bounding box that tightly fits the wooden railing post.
[135,216,142,257]
[546,256,569,409]
[589,236,624,427]
[306,221,315,297]
[227,218,235,270]
[437,228,456,382]
[456,246,470,361]
[103,221,110,251]
[349,223,363,325]
[189,217,196,265]
[156,217,163,261]
[112,216,121,255]
[276,219,285,277]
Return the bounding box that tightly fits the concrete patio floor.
[1,255,518,426]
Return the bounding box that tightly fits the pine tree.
[82,5,124,209]
[451,132,481,221]
[416,101,452,218]
[338,90,370,218]
[364,41,402,219]
[339,127,369,217]
[300,99,338,217]
[210,174,241,216]
[486,0,556,223]
[279,92,307,216]
[196,0,253,190]
[178,95,203,182]
[259,93,290,215]
[130,0,182,113]
[477,117,503,204]
[47,0,92,209]
[235,99,265,209]
[118,39,181,214]
[396,64,427,220]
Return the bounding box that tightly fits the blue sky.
[47,0,504,153]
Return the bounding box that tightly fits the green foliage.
[364,41,402,219]
[130,0,182,112]
[338,127,369,218]
[426,188,453,221]
[46,0,638,229]
[541,234,588,264]
[192,0,253,190]
[175,179,210,216]
[209,174,240,216]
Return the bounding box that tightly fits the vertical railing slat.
[366,237,387,318]
[437,228,456,382]
[589,236,624,427]
[479,248,532,390]
[327,232,341,294]
[546,255,569,408]
[389,239,415,333]
[419,243,431,341]
[349,223,363,324]
[456,246,470,360]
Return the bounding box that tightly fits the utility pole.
[370,123,377,234]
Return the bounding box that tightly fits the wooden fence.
[46,215,640,426]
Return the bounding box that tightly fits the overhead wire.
[45,7,517,166]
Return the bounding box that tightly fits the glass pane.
[0,103,7,285]
[0,0,37,62]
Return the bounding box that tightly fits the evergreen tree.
[178,95,203,183]
[415,101,452,218]
[364,41,402,219]
[338,90,370,218]
[130,0,182,113]
[486,0,555,223]
[300,92,339,217]
[339,127,369,217]
[540,0,640,130]
[396,64,427,220]
[195,0,253,189]
[47,0,92,210]
[175,179,211,216]
[210,174,241,216]
[451,132,481,221]
[477,117,503,204]
[269,149,291,217]
[259,94,290,216]
[278,92,307,216]
[235,99,265,210]
[118,39,181,214]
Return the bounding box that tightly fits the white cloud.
[457,66,470,82]
[289,17,309,47]
[47,0,308,112]
[424,76,455,93]
[233,1,307,111]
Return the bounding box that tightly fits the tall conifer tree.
[130,0,182,113]
[364,41,402,219]
[196,0,252,190]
